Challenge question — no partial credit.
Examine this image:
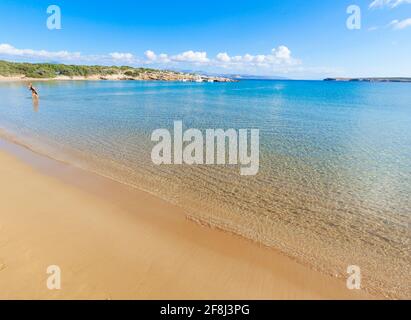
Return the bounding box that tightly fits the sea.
[0,79,409,298]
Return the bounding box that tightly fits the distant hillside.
[0,60,151,78]
[178,70,290,80]
[324,77,411,83]
[0,60,234,82]
[229,74,290,80]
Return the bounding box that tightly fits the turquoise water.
[0,80,410,298]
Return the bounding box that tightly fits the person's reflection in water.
[32,97,39,112]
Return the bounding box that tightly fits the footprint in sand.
[0,260,6,271]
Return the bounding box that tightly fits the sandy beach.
[0,137,372,300]
[1,0,410,303]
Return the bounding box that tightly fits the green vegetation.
[0,60,234,82]
[0,60,163,79]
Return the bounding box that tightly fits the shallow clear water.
[0,80,410,298]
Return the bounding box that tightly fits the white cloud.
[144,50,170,63]
[144,50,157,61]
[109,52,134,62]
[273,45,291,60]
[389,18,411,29]
[369,0,411,8]
[0,43,141,65]
[157,53,170,63]
[0,43,303,75]
[140,46,300,74]
[171,50,209,63]
[0,43,81,60]
[145,50,210,64]
[212,46,299,68]
[243,54,254,62]
[216,52,231,63]
[231,56,243,62]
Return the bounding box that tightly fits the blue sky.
[0,0,410,79]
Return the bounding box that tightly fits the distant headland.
[0,60,235,83]
[324,77,411,83]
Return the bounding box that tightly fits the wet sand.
[0,138,372,299]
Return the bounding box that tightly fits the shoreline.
[0,135,373,299]
[0,75,235,83]
[0,75,184,82]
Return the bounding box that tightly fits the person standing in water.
[28,83,39,98]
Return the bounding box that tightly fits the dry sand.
[0,138,372,300]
